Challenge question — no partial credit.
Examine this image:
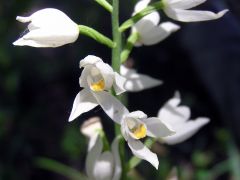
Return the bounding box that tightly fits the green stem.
[78,25,115,48]
[95,0,113,13]
[121,32,139,63]
[119,1,165,32]
[35,157,87,180]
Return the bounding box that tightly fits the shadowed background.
[0,0,240,179]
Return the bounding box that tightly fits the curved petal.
[128,138,159,169]
[79,66,91,88]
[93,151,114,180]
[91,91,129,124]
[158,91,191,126]
[86,135,103,179]
[121,66,163,92]
[68,89,98,122]
[13,38,50,47]
[134,0,151,12]
[140,21,180,46]
[95,61,115,90]
[127,111,148,119]
[166,0,206,9]
[141,117,175,137]
[113,72,126,95]
[16,16,31,23]
[111,137,122,180]
[80,55,102,68]
[164,8,229,22]
[162,117,210,145]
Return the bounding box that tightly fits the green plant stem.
[119,1,165,32]
[95,0,113,13]
[78,25,115,48]
[35,157,87,180]
[121,32,139,63]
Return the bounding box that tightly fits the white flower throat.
[126,117,147,139]
[89,67,105,92]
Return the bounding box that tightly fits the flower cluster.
[13,0,228,178]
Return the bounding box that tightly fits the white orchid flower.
[121,110,175,169]
[132,0,180,46]
[120,65,163,92]
[158,91,210,145]
[13,8,79,47]
[69,55,127,122]
[162,0,229,22]
[86,135,121,180]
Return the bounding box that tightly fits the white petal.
[91,91,129,124]
[166,0,206,9]
[113,72,126,95]
[164,8,229,22]
[162,117,210,145]
[16,16,31,23]
[134,12,160,38]
[96,62,115,90]
[68,89,98,122]
[80,55,102,68]
[127,111,148,119]
[13,38,50,47]
[93,151,114,180]
[158,91,191,126]
[141,117,175,137]
[79,66,91,88]
[111,137,122,180]
[128,138,159,169]
[134,0,151,12]
[139,21,180,46]
[121,66,163,92]
[80,117,102,139]
[86,135,103,179]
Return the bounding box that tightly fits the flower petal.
[86,135,103,179]
[91,91,129,124]
[162,117,210,144]
[80,55,102,68]
[111,137,122,180]
[121,66,163,92]
[113,72,126,95]
[141,117,175,137]
[93,151,114,180]
[164,8,229,22]
[134,0,151,12]
[127,111,148,119]
[140,21,180,46]
[13,38,50,47]
[166,0,206,9]
[68,89,98,122]
[128,138,159,169]
[16,16,31,23]
[158,91,191,126]
[95,61,115,90]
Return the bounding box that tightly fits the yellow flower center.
[132,124,147,139]
[90,79,105,92]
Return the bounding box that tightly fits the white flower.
[121,110,175,169]
[132,0,180,46]
[13,8,79,47]
[120,65,163,92]
[69,55,127,122]
[158,91,210,145]
[86,135,121,180]
[162,0,229,22]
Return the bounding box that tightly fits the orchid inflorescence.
[13,0,227,179]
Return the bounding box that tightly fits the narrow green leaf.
[121,32,139,63]
[79,25,115,48]
[95,0,113,13]
[35,157,87,180]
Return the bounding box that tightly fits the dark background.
[0,0,240,179]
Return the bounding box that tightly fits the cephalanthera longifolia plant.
[13,0,228,179]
